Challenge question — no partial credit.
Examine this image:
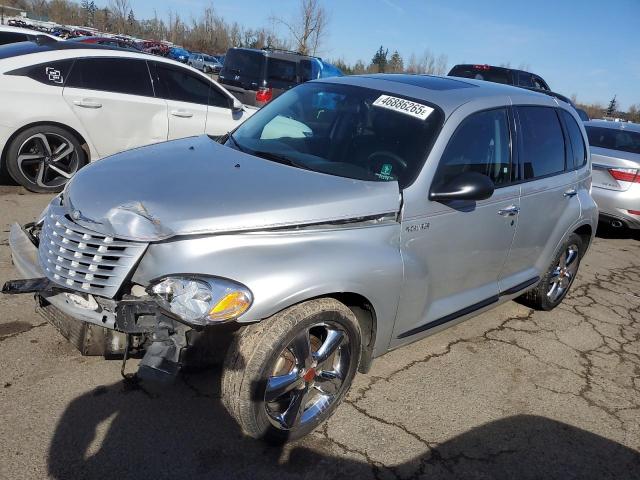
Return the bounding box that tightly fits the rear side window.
[0,31,29,45]
[517,106,566,179]
[436,108,512,187]
[66,58,153,97]
[155,63,210,105]
[7,59,74,86]
[561,110,587,169]
[585,126,640,155]
[267,58,297,83]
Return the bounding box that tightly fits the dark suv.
[448,64,550,90]
[218,47,342,107]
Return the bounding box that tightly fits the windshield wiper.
[251,150,313,172]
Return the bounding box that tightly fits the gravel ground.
[1,185,639,480]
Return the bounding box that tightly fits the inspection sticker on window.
[373,95,434,120]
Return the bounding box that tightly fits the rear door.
[499,106,580,291]
[152,62,209,140]
[62,57,168,158]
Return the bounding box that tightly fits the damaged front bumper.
[3,223,194,382]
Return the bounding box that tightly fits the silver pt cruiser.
[4,74,598,442]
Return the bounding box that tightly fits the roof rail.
[522,87,572,106]
[261,46,316,58]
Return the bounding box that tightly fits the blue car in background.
[168,47,190,63]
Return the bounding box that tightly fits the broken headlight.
[149,276,252,326]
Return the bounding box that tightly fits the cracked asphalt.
[1,185,639,480]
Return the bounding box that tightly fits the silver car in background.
[4,74,597,443]
[586,120,640,229]
[188,53,223,74]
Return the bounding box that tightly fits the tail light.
[256,87,273,103]
[609,168,639,183]
[628,210,640,216]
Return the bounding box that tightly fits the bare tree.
[273,0,328,55]
[109,0,129,33]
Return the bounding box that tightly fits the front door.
[392,107,520,344]
[153,62,209,140]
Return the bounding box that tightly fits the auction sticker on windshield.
[373,95,434,120]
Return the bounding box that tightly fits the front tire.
[6,125,86,193]
[518,233,583,310]
[221,298,361,443]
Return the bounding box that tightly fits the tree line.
[331,46,448,76]
[572,94,640,123]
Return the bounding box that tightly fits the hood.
[63,136,401,241]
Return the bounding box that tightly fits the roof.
[320,73,558,117]
[0,25,60,41]
[584,120,640,133]
[228,46,319,60]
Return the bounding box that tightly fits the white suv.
[0,41,254,192]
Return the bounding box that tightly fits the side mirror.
[429,171,495,202]
[231,97,244,112]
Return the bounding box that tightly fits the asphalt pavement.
[1,185,639,480]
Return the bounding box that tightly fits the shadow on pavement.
[596,222,640,241]
[48,365,640,480]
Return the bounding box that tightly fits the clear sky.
[98,0,639,109]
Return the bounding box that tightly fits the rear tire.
[221,298,361,443]
[518,233,583,311]
[6,125,86,193]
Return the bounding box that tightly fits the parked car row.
[0,41,255,192]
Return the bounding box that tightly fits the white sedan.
[0,41,255,192]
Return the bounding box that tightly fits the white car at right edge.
[0,40,254,192]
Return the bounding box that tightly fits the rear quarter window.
[6,59,74,86]
[517,106,566,179]
[561,110,587,169]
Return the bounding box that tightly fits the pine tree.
[371,46,388,73]
[606,95,618,116]
[388,50,404,73]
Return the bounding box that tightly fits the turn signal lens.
[208,291,251,321]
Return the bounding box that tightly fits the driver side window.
[436,108,512,188]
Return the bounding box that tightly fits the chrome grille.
[38,213,147,298]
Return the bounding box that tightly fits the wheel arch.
[573,223,594,252]
[1,121,92,171]
[264,292,378,374]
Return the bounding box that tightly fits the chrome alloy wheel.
[547,243,579,302]
[264,322,352,431]
[17,132,80,188]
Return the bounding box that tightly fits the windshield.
[586,126,640,155]
[228,82,443,187]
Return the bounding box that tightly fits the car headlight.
[149,276,252,325]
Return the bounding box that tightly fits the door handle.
[170,110,194,118]
[73,99,102,109]
[563,188,578,198]
[498,205,520,217]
